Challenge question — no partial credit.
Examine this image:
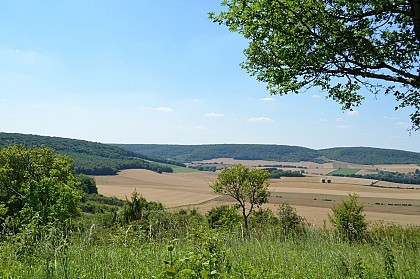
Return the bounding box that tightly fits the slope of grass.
[328,168,361,175]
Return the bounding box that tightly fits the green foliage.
[328,168,361,176]
[211,165,271,231]
[266,168,304,178]
[0,132,174,175]
[76,174,97,194]
[120,189,164,224]
[320,147,420,165]
[118,143,322,162]
[333,170,420,185]
[249,208,278,229]
[206,205,242,229]
[210,0,420,130]
[0,204,419,278]
[0,145,81,234]
[329,194,368,242]
[162,230,231,278]
[118,143,420,165]
[277,203,307,234]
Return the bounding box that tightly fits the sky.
[0,1,419,152]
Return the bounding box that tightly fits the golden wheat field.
[95,169,420,226]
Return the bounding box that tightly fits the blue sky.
[0,1,419,152]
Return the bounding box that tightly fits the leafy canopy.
[210,0,420,130]
[0,145,81,233]
[329,193,367,242]
[211,164,271,230]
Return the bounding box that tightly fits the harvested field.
[194,158,419,176]
[96,169,420,226]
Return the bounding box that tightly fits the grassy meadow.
[1,209,419,278]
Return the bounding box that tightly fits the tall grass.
[1,219,419,278]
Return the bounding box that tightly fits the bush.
[119,190,164,224]
[277,203,307,234]
[250,208,278,228]
[329,194,367,242]
[206,205,242,229]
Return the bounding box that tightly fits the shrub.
[119,190,164,224]
[277,203,307,234]
[250,208,278,228]
[329,194,367,242]
[206,205,242,229]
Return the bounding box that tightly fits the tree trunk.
[242,205,249,233]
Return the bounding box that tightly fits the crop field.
[96,168,420,226]
[327,168,361,175]
[194,158,420,175]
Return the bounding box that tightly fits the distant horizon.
[2,131,419,153]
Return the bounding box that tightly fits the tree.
[211,164,271,231]
[210,0,420,130]
[0,145,81,233]
[329,193,367,242]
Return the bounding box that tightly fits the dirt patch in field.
[95,169,420,226]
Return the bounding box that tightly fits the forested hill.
[116,144,322,163]
[117,144,420,165]
[318,147,420,165]
[0,132,175,175]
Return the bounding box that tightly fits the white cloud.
[312,95,320,98]
[260,97,275,102]
[194,125,206,130]
[315,118,327,124]
[248,117,274,123]
[336,124,354,129]
[192,99,203,103]
[204,112,224,118]
[384,116,397,120]
[155,107,174,113]
[346,110,359,116]
[335,117,344,122]
[396,122,411,129]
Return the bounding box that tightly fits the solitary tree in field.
[210,0,420,130]
[211,164,271,231]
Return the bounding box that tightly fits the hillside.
[0,132,174,175]
[319,147,420,165]
[117,144,420,165]
[116,144,322,163]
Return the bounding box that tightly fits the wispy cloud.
[384,116,397,120]
[248,117,274,123]
[315,118,327,124]
[335,117,344,122]
[194,125,206,130]
[204,112,224,118]
[312,95,320,98]
[396,122,411,129]
[346,110,359,116]
[336,124,354,129]
[154,107,174,113]
[260,97,275,102]
[192,99,203,103]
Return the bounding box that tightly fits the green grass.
[328,168,361,175]
[1,227,419,278]
[154,162,198,173]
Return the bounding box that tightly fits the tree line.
[0,132,176,175]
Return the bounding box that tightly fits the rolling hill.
[0,132,176,175]
[116,144,420,165]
